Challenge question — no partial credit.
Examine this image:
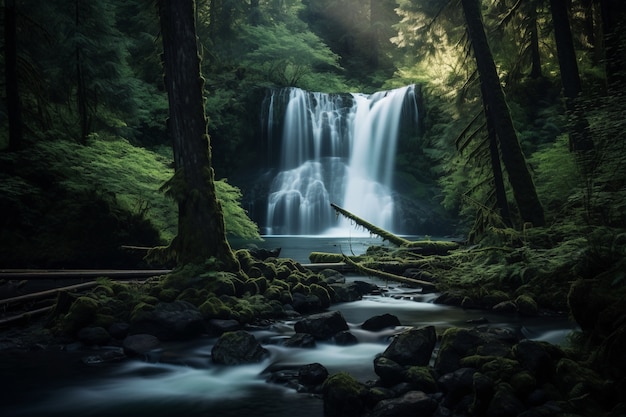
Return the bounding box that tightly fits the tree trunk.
[158,0,239,271]
[549,0,594,151]
[461,0,545,227]
[5,0,22,151]
[528,0,542,79]
[599,0,626,89]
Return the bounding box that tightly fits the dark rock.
[248,247,281,260]
[334,331,358,346]
[512,340,554,382]
[298,362,329,386]
[469,372,494,416]
[434,291,464,307]
[123,334,161,356]
[77,326,111,346]
[438,367,477,406]
[382,326,436,366]
[374,356,406,386]
[330,282,362,302]
[353,280,379,295]
[515,295,539,316]
[361,313,401,331]
[436,327,512,374]
[284,333,316,348]
[82,348,126,365]
[368,390,438,417]
[486,383,526,417]
[518,402,564,417]
[130,300,205,341]
[403,366,439,393]
[319,269,345,284]
[207,319,241,335]
[108,322,130,339]
[292,292,322,314]
[211,330,269,365]
[323,372,369,417]
[294,310,349,340]
[493,301,518,314]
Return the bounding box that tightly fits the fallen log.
[330,203,460,254]
[341,255,436,288]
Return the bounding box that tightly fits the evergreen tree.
[158,0,240,270]
[461,0,545,227]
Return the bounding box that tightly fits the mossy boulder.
[403,366,438,393]
[58,296,100,335]
[129,300,205,341]
[211,330,268,365]
[199,296,232,319]
[515,294,539,316]
[322,372,368,417]
[381,326,437,366]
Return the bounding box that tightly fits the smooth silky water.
[1,237,576,417]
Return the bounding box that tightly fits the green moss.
[510,371,536,398]
[291,282,309,295]
[159,288,179,302]
[515,294,538,316]
[263,285,282,301]
[309,283,331,308]
[460,355,501,368]
[403,366,438,392]
[56,296,100,335]
[130,301,156,322]
[480,358,522,382]
[199,296,232,319]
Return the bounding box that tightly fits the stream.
[0,236,577,417]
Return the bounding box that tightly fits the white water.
[265,86,418,235]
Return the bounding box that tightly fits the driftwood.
[330,203,460,254]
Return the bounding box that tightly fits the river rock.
[108,322,130,339]
[284,333,316,348]
[122,333,161,356]
[319,269,345,284]
[381,326,436,366]
[486,383,526,417]
[292,292,322,314]
[129,300,205,341]
[298,362,329,387]
[361,313,401,331]
[207,318,241,335]
[512,340,555,382]
[294,310,349,340]
[334,330,358,346]
[330,282,362,302]
[77,326,111,346]
[435,328,512,374]
[323,372,369,417]
[211,330,268,365]
[368,390,438,417]
[438,367,477,406]
[374,356,406,386]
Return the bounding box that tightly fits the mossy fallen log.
[330,203,460,254]
[341,255,436,288]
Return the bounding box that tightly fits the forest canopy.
[1,0,625,267]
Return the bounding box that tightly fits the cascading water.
[265,85,418,235]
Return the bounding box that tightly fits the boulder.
[129,300,205,341]
[298,362,329,387]
[361,313,401,331]
[368,390,438,417]
[294,310,349,340]
[512,340,554,382]
[374,356,406,386]
[438,367,477,406]
[330,282,362,302]
[284,333,316,348]
[382,326,436,366]
[211,330,269,365]
[292,292,322,314]
[207,319,241,335]
[108,322,130,339]
[77,326,111,346]
[122,333,161,356]
[403,366,438,393]
[486,383,526,417]
[334,331,358,346]
[435,327,510,374]
[323,372,369,417]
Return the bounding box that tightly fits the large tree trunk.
[599,0,626,89]
[158,0,239,271]
[527,0,542,79]
[461,0,545,227]
[549,0,594,151]
[4,0,22,151]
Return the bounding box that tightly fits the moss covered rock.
[323,372,368,417]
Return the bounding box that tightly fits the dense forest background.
[1,0,625,268]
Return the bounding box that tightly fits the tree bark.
[549,0,594,151]
[461,0,545,227]
[158,0,239,271]
[4,0,22,151]
[528,0,542,79]
[599,0,626,89]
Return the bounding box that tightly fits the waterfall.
[265,85,418,236]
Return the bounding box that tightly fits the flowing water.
[264,86,418,236]
[1,241,576,417]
